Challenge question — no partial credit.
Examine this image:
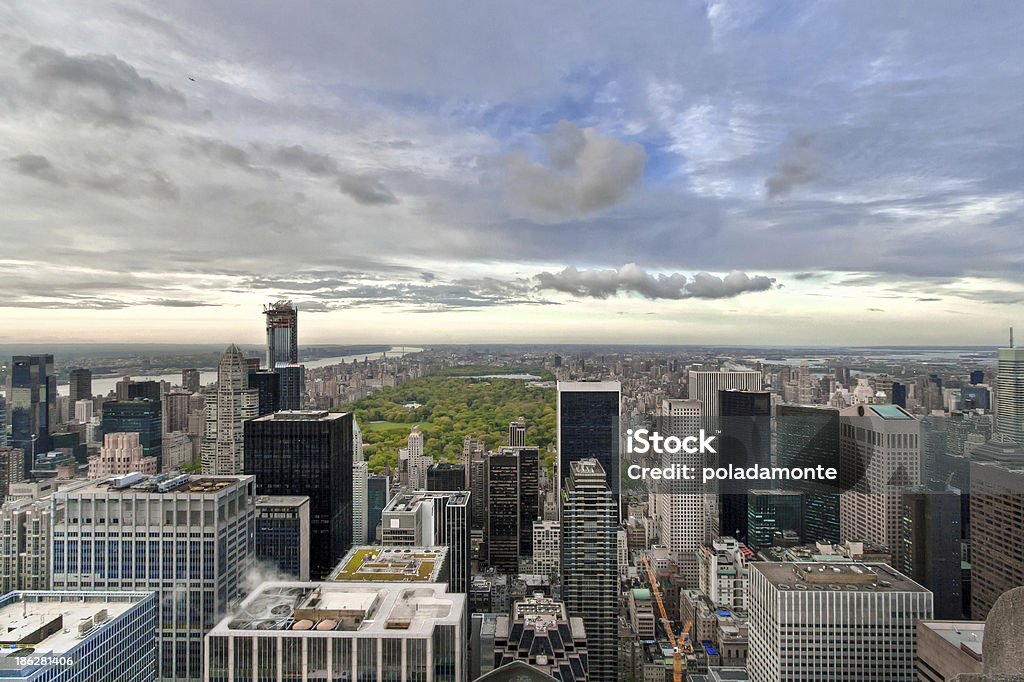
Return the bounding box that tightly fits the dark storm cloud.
[535,265,776,300]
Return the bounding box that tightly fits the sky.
[1,1,1023,346]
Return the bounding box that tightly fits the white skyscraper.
[687,370,762,420]
[200,344,258,475]
[74,398,93,423]
[351,419,367,545]
[996,345,1024,445]
[405,424,431,489]
[839,404,921,551]
[657,398,705,582]
[747,562,933,682]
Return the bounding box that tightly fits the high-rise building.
[101,398,162,471]
[427,462,467,491]
[532,519,560,576]
[898,483,962,620]
[276,364,305,411]
[747,489,803,551]
[464,436,487,531]
[696,537,752,611]
[493,595,588,681]
[776,404,841,544]
[204,582,465,682]
[687,370,762,421]
[244,411,353,579]
[381,490,471,595]
[718,390,772,543]
[255,495,311,581]
[995,345,1024,445]
[508,416,526,447]
[0,446,25,500]
[247,368,280,416]
[405,425,430,490]
[969,444,1024,620]
[0,479,84,592]
[366,474,390,543]
[68,368,92,403]
[352,460,368,546]
[51,473,256,681]
[9,354,56,478]
[747,562,933,682]
[88,431,157,478]
[0,590,157,682]
[0,394,6,446]
[561,459,618,682]
[557,381,621,510]
[264,300,299,368]
[657,398,705,580]
[839,404,921,552]
[74,398,94,424]
[486,447,539,571]
[181,368,201,394]
[200,345,258,475]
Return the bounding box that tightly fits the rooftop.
[383,490,470,512]
[329,546,447,583]
[0,592,151,662]
[256,495,310,508]
[251,410,348,422]
[65,472,252,495]
[754,562,928,593]
[920,620,984,660]
[212,582,463,637]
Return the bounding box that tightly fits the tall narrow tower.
[201,344,259,475]
[263,300,298,369]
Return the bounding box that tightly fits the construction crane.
[641,555,693,682]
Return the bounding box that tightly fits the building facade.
[255,495,311,581]
[200,345,258,475]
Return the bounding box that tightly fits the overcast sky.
[1,1,1022,345]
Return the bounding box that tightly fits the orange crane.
[641,555,693,682]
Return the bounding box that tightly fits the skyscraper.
[747,489,803,550]
[718,389,772,543]
[88,431,158,478]
[996,344,1024,445]
[244,410,353,578]
[52,473,256,681]
[366,474,390,543]
[9,354,56,478]
[557,381,621,509]
[101,398,162,471]
[68,368,92,403]
[352,459,368,545]
[427,462,467,491]
[898,482,962,619]
[747,562,933,682]
[687,369,762,420]
[839,404,921,552]
[405,425,430,489]
[561,459,618,682]
[508,416,526,447]
[487,450,521,572]
[263,300,299,368]
[464,436,487,531]
[200,344,258,475]
[657,398,705,581]
[776,404,841,544]
[181,368,201,393]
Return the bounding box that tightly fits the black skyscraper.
[9,354,56,478]
[718,390,771,542]
[899,483,963,619]
[245,410,353,578]
[426,462,466,491]
[68,368,92,403]
[776,404,841,544]
[557,381,620,507]
[247,368,281,416]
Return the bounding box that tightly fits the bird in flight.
[187,76,195,82]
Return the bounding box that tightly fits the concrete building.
[51,473,256,681]
[747,562,933,682]
[0,590,157,682]
[493,595,588,681]
[203,581,465,682]
[657,398,705,581]
[995,345,1024,445]
[381,490,470,594]
[87,431,157,478]
[697,537,753,611]
[329,545,449,585]
[200,345,258,475]
[628,587,656,640]
[561,459,618,682]
[532,520,560,576]
[687,370,762,421]
[839,404,921,552]
[255,495,311,581]
[405,425,430,490]
[508,416,526,447]
[969,453,1024,620]
[915,620,984,681]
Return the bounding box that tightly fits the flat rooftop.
[212,582,464,637]
[256,495,309,507]
[920,620,984,659]
[0,592,149,662]
[329,546,447,583]
[384,490,469,511]
[67,473,252,495]
[250,410,348,422]
[754,562,928,593]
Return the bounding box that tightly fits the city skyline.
[2,2,1024,344]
